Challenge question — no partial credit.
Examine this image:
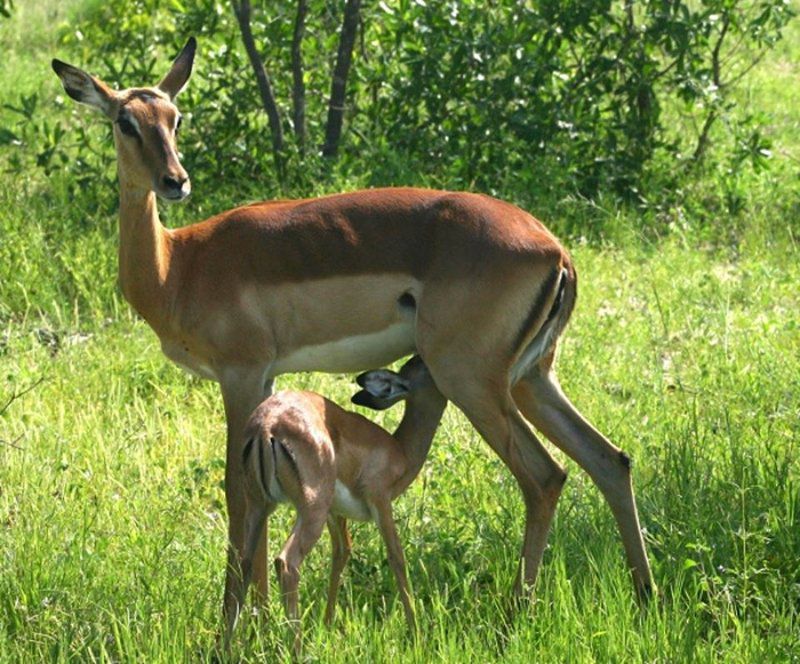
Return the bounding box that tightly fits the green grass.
[1,240,797,662]
[1,1,799,662]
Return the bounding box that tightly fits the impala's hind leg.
[428,362,566,595]
[512,363,654,601]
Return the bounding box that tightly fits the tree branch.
[691,14,730,163]
[322,0,361,158]
[711,15,729,89]
[292,0,308,154]
[232,0,284,164]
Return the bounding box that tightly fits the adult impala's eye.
[175,115,183,134]
[116,117,138,137]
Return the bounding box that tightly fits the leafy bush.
[356,0,794,200]
[1,0,795,227]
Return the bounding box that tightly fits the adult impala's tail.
[510,259,577,384]
[549,258,578,350]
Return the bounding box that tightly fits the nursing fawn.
[227,356,446,646]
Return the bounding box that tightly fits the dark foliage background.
[0,0,795,237]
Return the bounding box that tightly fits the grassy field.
[1,2,798,662]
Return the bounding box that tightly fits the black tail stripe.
[274,437,301,484]
[256,435,269,497]
[513,266,562,353]
[545,268,568,324]
[242,437,255,466]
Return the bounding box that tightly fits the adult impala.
[52,38,653,622]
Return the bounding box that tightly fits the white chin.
[159,188,190,203]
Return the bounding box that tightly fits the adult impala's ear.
[51,59,116,117]
[158,37,196,99]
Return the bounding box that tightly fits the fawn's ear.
[158,37,196,99]
[52,59,116,117]
[351,389,391,410]
[352,369,409,410]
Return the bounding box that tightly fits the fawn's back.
[244,390,407,521]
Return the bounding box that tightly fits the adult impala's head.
[52,38,196,201]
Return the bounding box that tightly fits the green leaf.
[0,127,19,145]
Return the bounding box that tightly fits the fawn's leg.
[371,499,417,634]
[324,515,351,626]
[275,509,328,654]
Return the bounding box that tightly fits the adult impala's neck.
[393,389,447,482]
[117,176,173,330]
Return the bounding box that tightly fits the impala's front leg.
[224,499,273,646]
[220,368,273,627]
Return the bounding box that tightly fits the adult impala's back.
[53,38,654,622]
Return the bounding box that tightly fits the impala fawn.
[226,355,446,646]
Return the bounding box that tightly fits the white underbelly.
[272,320,416,375]
[332,480,372,521]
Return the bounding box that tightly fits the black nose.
[163,174,187,191]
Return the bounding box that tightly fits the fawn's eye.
[116,116,138,137]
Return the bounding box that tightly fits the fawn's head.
[351,355,436,410]
[52,38,196,201]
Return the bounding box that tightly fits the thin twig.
[0,433,23,450]
[726,51,767,88]
[0,376,45,417]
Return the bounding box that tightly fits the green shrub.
[4,1,795,216]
